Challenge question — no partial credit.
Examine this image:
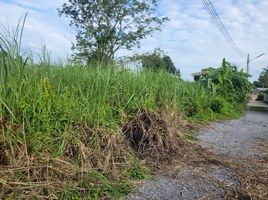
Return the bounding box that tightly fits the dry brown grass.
[0,127,133,199]
[162,141,268,200]
[0,109,191,199]
[0,108,267,199]
[123,109,184,163]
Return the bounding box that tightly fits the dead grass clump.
[0,121,140,199]
[64,125,131,175]
[123,109,182,161]
[0,131,133,199]
[0,139,9,165]
[0,114,8,129]
[162,140,268,200]
[227,190,251,200]
[226,142,268,200]
[0,154,80,199]
[226,163,268,200]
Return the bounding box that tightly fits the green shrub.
[210,97,228,113]
[256,93,264,101]
[196,58,253,104]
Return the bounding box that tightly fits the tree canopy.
[58,0,168,63]
[258,67,268,85]
[134,48,180,77]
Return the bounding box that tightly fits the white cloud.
[12,0,66,10]
[0,0,267,81]
[122,0,268,81]
[0,0,74,60]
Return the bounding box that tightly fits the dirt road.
[128,109,268,200]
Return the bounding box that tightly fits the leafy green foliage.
[134,48,180,77]
[210,96,228,114]
[256,93,264,101]
[58,0,168,62]
[256,66,268,86]
[196,58,253,104]
[253,81,268,88]
[162,55,181,77]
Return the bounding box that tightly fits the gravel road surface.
[127,109,268,200]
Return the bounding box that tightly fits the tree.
[135,48,180,77]
[258,67,268,85]
[253,81,268,88]
[58,0,168,63]
[162,55,180,76]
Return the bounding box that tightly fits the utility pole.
[247,54,249,75]
[246,53,265,76]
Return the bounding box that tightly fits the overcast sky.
[1,0,268,81]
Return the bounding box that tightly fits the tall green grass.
[4,63,236,148]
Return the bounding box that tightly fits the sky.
[0,0,268,81]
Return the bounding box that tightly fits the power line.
[202,0,239,51]
[201,0,246,57]
[201,0,235,51]
[202,0,237,51]
[201,0,226,39]
[207,0,245,56]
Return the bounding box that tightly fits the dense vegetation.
[253,67,268,102]
[132,48,181,77]
[258,67,268,86]
[253,67,268,88]
[195,59,252,105]
[0,13,253,200]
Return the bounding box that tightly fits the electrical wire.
[201,0,246,57]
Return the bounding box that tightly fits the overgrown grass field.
[0,19,248,199]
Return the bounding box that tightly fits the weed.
[0,16,249,199]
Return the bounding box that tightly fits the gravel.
[199,110,268,158]
[127,110,268,200]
